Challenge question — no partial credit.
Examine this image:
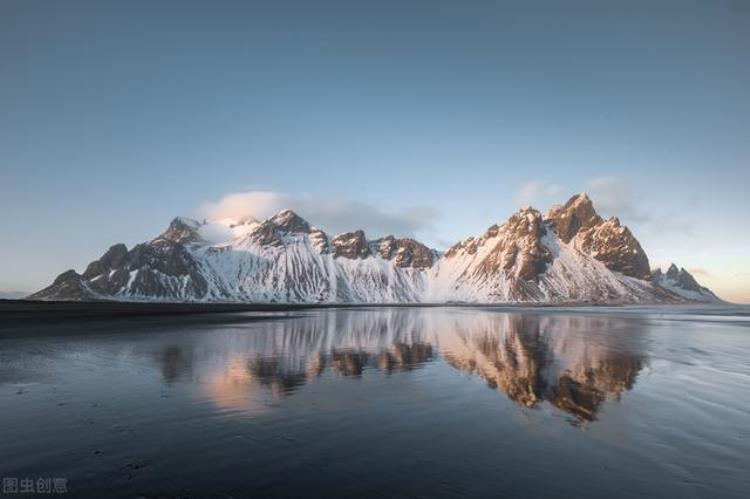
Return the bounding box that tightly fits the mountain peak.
[157,217,203,244]
[276,209,297,217]
[545,192,601,243]
[270,209,311,233]
[652,263,719,302]
[544,193,650,279]
[507,207,545,232]
[332,230,371,259]
[82,244,129,279]
[562,192,593,210]
[570,192,593,207]
[53,269,80,285]
[372,236,436,269]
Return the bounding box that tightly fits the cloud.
[584,176,650,224]
[515,182,562,208]
[197,191,441,239]
[198,191,284,222]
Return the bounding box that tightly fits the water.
[1,306,749,498]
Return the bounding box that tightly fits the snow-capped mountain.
[426,194,662,302]
[651,264,720,302]
[29,193,720,304]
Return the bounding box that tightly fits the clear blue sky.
[1,0,749,302]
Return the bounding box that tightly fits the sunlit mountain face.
[148,309,646,425]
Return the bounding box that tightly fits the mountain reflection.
[440,314,644,422]
[155,345,193,383]
[154,309,644,424]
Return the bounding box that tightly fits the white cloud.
[515,181,562,208]
[197,191,440,239]
[198,191,287,223]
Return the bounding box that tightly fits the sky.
[1,0,749,303]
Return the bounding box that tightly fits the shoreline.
[1,298,737,321]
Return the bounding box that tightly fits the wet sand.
[1,306,749,497]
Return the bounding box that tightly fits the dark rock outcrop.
[158,217,203,244]
[31,233,209,301]
[28,269,89,301]
[652,264,718,301]
[247,211,313,247]
[270,210,311,234]
[447,208,553,284]
[249,220,285,247]
[83,244,128,279]
[373,236,435,269]
[332,230,371,259]
[665,263,703,291]
[309,228,329,254]
[476,209,553,282]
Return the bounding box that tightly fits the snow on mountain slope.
[191,214,430,303]
[425,207,666,303]
[651,264,720,303]
[28,194,719,304]
[31,210,432,303]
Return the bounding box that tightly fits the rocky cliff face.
[546,193,651,279]
[546,192,602,243]
[30,270,89,301]
[372,236,437,269]
[332,230,371,259]
[435,209,556,301]
[31,220,211,301]
[429,203,668,303]
[29,193,719,303]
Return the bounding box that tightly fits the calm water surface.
[1,306,749,498]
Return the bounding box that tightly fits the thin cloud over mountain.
[198,191,441,239]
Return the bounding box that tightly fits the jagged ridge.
[29,194,720,304]
[651,264,719,302]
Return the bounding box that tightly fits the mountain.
[428,194,660,302]
[651,264,720,302]
[29,193,719,304]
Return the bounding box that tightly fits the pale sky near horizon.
[1,0,749,303]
